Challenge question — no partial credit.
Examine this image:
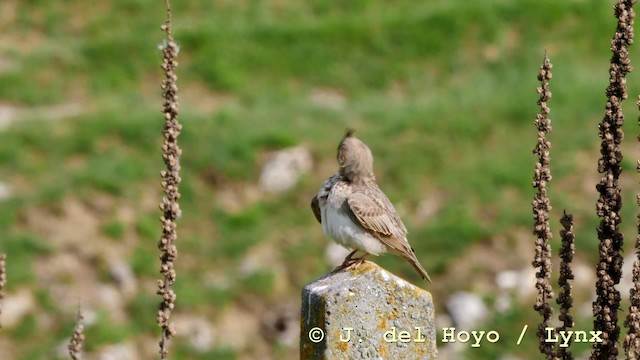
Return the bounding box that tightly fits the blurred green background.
[1,0,640,359]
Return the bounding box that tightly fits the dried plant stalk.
[592,1,635,359]
[557,211,575,360]
[531,53,556,359]
[68,308,85,360]
[156,0,181,358]
[0,253,5,328]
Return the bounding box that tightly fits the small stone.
[446,291,488,329]
[259,146,312,194]
[308,88,346,110]
[174,315,216,352]
[0,105,18,130]
[94,342,138,360]
[2,288,35,328]
[109,259,137,298]
[495,270,520,290]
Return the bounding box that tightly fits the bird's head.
[337,129,375,183]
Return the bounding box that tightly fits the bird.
[311,130,432,282]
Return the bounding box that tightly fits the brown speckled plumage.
[311,131,431,282]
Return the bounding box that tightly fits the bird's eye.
[337,147,345,163]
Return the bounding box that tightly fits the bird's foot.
[334,250,359,272]
[334,252,369,272]
[349,254,369,270]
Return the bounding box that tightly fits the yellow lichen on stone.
[378,339,389,357]
[301,258,437,359]
[335,339,349,353]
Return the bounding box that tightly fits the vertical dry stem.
[68,308,85,360]
[557,211,575,360]
[531,53,556,360]
[591,1,635,359]
[156,0,181,358]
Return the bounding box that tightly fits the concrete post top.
[301,261,437,359]
[305,260,429,297]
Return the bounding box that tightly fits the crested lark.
[311,130,432,282]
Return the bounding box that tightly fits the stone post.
[300,261,437,359]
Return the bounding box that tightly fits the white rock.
[259,146,312,193]
[94,342,138,360]
[2,288,35,328]
[516,268,537,299]
[109,259,137,298]
[446,291,488,329]
[572,261,596,289]
[308,89,346,110]
[495,268,536,306]
[174,315,215,352]
[495,270,519,290]
[0,105,18,130]
[0,181,11,201]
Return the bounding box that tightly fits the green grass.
[101,219,126,240]
[83,311,134,351]
[4,233,54,286]
[0,0,638,358]
[241,269,275,296]
[127,293,162,334]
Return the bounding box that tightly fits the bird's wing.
[346,186,432,282]
[310,195,321,224]
[346,185,407,245]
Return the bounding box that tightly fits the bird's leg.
[334,249,359,271]
[349,253,369,269]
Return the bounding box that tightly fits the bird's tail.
[405,252,432,283]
